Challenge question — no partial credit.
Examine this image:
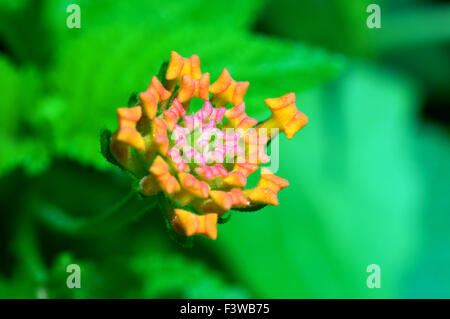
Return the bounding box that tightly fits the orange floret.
[260,93,308,139]
[224,102,258,130]
[115,107,145,151]
[209,68,249,107]
[139,76,171,119]
[149,156,180,195]
[165,51,202,91]
[244,168,289,206]
[172,209,218,240]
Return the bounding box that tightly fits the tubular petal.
[244,187,279,206]
[262,93,309,139]
[177,73,210,106]
[152,117,169,155]
[224,102,258,130]
[195,164,229,180]
[114,107,145,151]
[150,156,180,195]
[139,76,171,119]
[166,52,202,91]
[179,173,210,199]
[224,171,247,187]
[210,68,249,107]
[210,190,233,211]
[166,51,185,81]
[245,132,270,164]
[172,209,218,239]
[243,168,289,206]
[163,98,185,131]
[229,188,250,207]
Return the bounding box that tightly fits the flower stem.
[13,219,47,285]
[32,189,158,236]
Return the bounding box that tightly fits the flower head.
[110,51,308,240]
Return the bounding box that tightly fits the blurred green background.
[0,0,449,298]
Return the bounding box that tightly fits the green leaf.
[157,60,169,86]
[215,63,424,298]
[218,211,232,224]
[44,252,118,298]
[0,0,29,12]
[45,24,342,169]
[129,251,250,298]
[258,0,373,56]
[0,55,50,176]
[375,4,450,53]
[127,92,138,107]
[42,0,267,42]
[0,0,52,65]
[100,129,122,169]
[404,126,450,297]
[232,204,267,213]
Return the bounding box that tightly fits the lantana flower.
[108,51,308,240]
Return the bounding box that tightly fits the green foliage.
[403,127,450,297]
[0,0,28,12]
[216,64,426,298]
[0,55,50,175]
[259,0,373,56]
[100,129,122,170]
[260,0,450,99]
[2,0,341,173]
[130,250,250,298]
[42,25,342,170]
